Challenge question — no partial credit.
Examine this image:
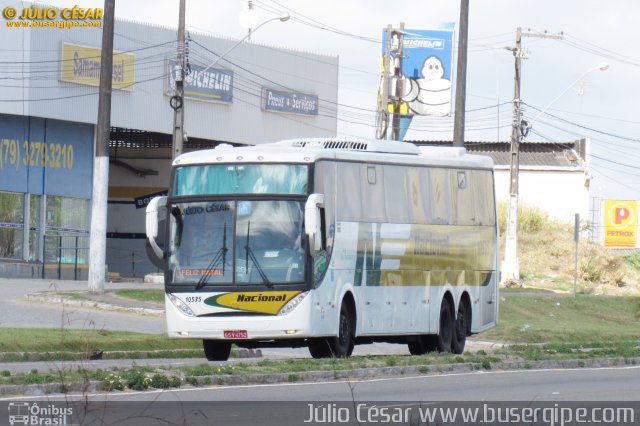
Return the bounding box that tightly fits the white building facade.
[0,1,339,279]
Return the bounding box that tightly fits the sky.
[18,0,640,205]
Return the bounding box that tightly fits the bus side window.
[320,207,327,251]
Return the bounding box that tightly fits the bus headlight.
[278,292,308,316]
[169,294,196,317]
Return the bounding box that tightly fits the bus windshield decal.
[173,164,308,196]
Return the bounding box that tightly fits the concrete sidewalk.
[0,277,165,333]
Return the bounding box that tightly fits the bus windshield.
[168,200,306,286]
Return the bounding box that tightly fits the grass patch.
[0,328,201,355]
[625,253,640,271]
[484,295,640,343]
[113,289,164,304]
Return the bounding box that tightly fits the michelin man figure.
[401,55,452,116]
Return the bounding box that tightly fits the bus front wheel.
[203,340,231,361]
[308,302,355,358]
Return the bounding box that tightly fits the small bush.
[126,370,152,390]
[169,376,181,388]
[150,373,171,389]
[385,356,398,367]
[103,373,124,391]
[288,374,301,382]
[0,370,10,377]
[624,253,640,271]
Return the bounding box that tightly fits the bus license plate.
[224,330,248,339]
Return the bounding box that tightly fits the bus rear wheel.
[434,300,454,353]
[452,299,470,354]
[203,340,231,361]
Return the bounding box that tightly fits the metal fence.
[42,235,89,280]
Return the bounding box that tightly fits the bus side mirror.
[305,193,324,257]
[146,196,167,260]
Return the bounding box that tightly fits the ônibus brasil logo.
[8,402,72,425]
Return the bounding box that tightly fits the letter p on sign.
[615,207,630,225]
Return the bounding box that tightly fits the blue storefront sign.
[134,190,168,209]
[0,114,93,198]
[263,88,319,116]
[167,61,234,103]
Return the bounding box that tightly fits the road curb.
[1,356,638,397]
[25,292,165,316]
[0,348,261,362]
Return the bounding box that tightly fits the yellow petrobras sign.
[204,291,301,315]
[60,43,135,91]
[604,200,638,248]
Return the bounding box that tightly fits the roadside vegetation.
[498,202,640,295]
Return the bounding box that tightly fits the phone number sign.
[0,115,92,198]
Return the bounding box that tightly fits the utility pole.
[88,0,115,293]
[171,0,186,160]
[502,27,563,283]
[502,27,523,283]
[376,24,405,141]
[391,22,405,141]
[376,25,393,140]
[453,0,469,147]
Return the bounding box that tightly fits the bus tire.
[308,302,355,358]
[202,340,231,361]
[452,299,470,354]
[308,339,332,358]
[408,337,429,355]
[331,301,355,357]
[435,300,454,353]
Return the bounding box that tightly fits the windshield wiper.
[195,222,228,290]
[244,221,272,288]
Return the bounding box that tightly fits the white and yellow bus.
[146,139,499,361]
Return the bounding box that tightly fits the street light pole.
[200,14,290,75]
[170,12,289,161]
[527,62,609,127]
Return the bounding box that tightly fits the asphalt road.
[84,365,640,402]
[2,366,639,425]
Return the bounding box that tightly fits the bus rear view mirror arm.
[305,193,324,257]
[146,196,167,259]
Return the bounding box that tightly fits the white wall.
[494,168,589,223]
[106,158,172,277]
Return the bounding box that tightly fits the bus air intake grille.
[322,141,368,151]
